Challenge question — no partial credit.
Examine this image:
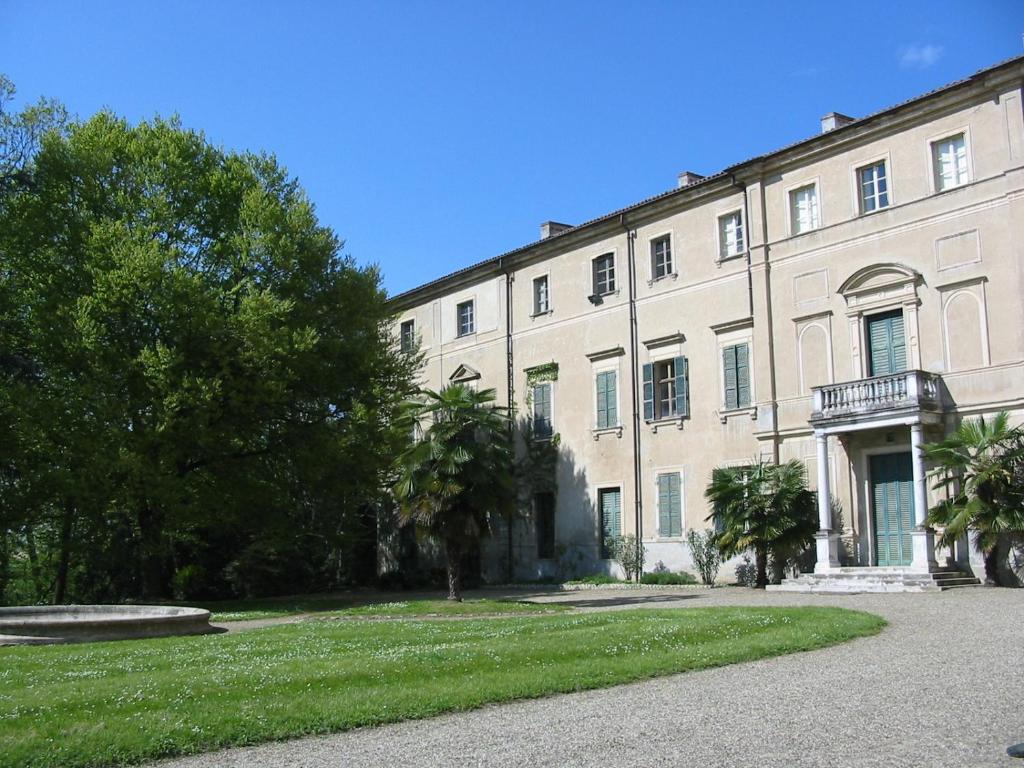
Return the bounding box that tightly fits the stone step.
[767,568,981,594]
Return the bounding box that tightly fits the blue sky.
[3,1,1022,295]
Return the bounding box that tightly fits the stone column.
[909,423,937,572]
[814,432,841,573]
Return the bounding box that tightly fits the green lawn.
[0,607,885,768]
[190,595,568,622]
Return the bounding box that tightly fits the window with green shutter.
[866,311,907,377]
[657,472,682,537]
[642,356,689,421]
[599,487,621,558]
[722,343,751,410]
[595,371,618,429]
[532,382,553,439]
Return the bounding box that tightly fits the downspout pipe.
[503,260,515,583]
[621,214,643,582]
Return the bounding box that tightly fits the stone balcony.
[809,370,944,430]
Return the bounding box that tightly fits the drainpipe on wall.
[621,214,644,582]
[503,261,515,584]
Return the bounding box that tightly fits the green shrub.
[640,570,698,585]
[565,574,624,585]
[687,529,722,585]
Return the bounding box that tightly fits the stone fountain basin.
[0,605,220,645]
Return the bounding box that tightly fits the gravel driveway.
[157,587,1024,768]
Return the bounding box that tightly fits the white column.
[909,422,937,572]
[814,432,841,573]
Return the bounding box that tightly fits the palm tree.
[705,460,817,588]
[393,385,514,600]
[924,412,1024,586]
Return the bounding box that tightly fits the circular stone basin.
[0,605,220,646]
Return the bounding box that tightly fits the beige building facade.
[390,57,1024,586]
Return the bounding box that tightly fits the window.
[400,319,415,352]
[599,487,622,557]
[722,343,751,410]
[532,382,553,439]
[650,235,673,280]
[932,133,968,191]
[866,310,907,376]
[642,356,689,421]
[789,184,820,234]
[657,473,682,538]
[456,300,474,336]
[718,211,745,259]
[595,370,618,429]
[535,492,555,559]
[533,275,550,315]
[858,161,889,213]
[592,253,616,296]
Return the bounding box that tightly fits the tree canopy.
[0,84,414,603]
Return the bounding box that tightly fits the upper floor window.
[650,236,673,280]
[642,356,689,421]
[932,133,968,191]
[722,343,751,410]
[533,275,550,315]
[592,253,616,296]
[595,370,618,430]
[532,382,553,439]
[790,184,820,234]
[858,161,889,213]
[456,300,474,337]
[400,319,415,352]
[718,211,745,259]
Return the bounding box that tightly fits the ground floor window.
[535,492,555,559]
[599,487,622,558]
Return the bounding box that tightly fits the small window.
[532,382,553,439]
[722,343,751,410]
[456,300,474,337]
[651,236,673,280]
[400,319,415,352]
[858,161,889,213]
[595,370,618,430]
[657,472,682,538]
[599,487,622,558]
[718,211,745,259]
[932,133,968,191]
[535,492,555,559]
[642,356,689,422]
[790,184,820,234]
[592,253,616,296]
[533,275,550,315]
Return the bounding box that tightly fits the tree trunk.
[24,524,44,600]
[137,505,167,599]
[445,537,463,601]
[755,546,768,589]
[54,501,75,604]
[983,545,1000,586]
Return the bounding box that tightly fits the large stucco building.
[389,56,1024,588]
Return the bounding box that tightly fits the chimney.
[540,221,574,239]
[676,171,704,188]
[820,111,856,133]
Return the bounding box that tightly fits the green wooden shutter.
[658,473,681,537]
[723,346,738,410]
[674,356,689,417]
[669,473,681,536]
[736,344,750,407]
[890,314,907,374]
[601,488,622,556]
[642,363,654,421]
[868,312,907,377]
[596,371,616,429]
[606,372,617,427]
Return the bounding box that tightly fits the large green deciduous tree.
[924,412,1024,586]
[705,460,817,588]
[0,91,413,602]
[393,385,514,601]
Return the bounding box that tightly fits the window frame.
[929,130,971,193]
[654,469,684,539]
[399,319,416,352]
[643,355,690,423]
[717,210,745,261]
[854,156,891,215]
[787,180,822,236]
[649,233,674,282]
[592,252,617,297]
[594,368,620,431]
[531,380,554,440]
[721,342,752,411]
[597,485,623,558]
[456,299,475,337]
[532,273,551,316]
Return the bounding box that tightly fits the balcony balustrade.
[811,370,942,424]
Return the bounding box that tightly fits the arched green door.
[870,452,914,566]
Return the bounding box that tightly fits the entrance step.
[767,568,981,594]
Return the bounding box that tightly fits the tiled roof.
[390,54,1024,306]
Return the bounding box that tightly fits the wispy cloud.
[899,43,944,69]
